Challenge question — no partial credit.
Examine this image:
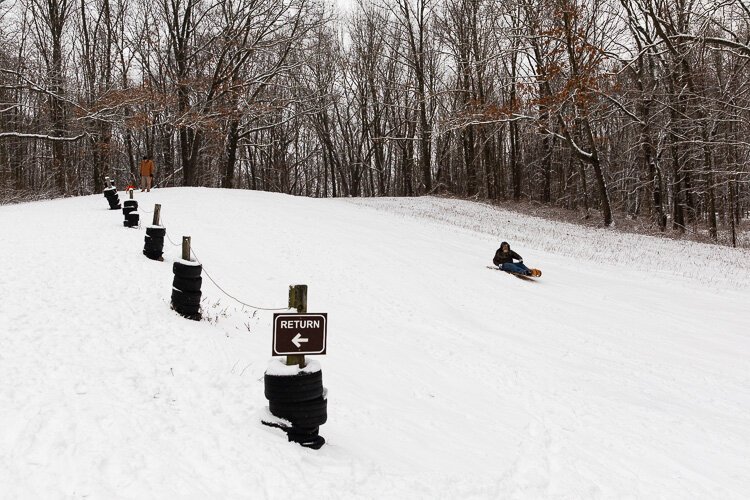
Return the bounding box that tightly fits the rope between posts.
[189,246,289,312]
[157,215,183,247]
[156,213,288,311]
[163,228,182,247]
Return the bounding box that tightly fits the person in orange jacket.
[140,155,155,192]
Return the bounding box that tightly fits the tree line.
[1,0,748,244]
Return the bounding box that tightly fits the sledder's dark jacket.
[493,243,522,266]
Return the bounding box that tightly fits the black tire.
[145,235,164,245]
[291,433,325,449]
[302,435,326,449]
[172,301,199,313]
[286,426,322,446]
[143,235,164,250]
[146,227,166,238]
[269,397,327,428]
[123,206,135,216]
[264,370,323,403]
[172,289,201,306]
[286,426,318,439]
[173,261,202,279]
[145,244,163,254]
[173,302,201,319]
[144,247,163,258]
[126,213,140,226]
[143,236,164,247]
[143,250,163,260]
[123,200,138,209]
[109,204,121,210]
[172,276,202,293]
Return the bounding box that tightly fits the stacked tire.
[143,225,165,260]
[103,187,121,209]
[172,260,202,320]
[123,200,139,227]
[265,361,327,449]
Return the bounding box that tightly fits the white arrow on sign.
[292,333,309,348]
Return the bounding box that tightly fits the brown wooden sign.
[272,313,327,356]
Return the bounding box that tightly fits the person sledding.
[493,241,542,277]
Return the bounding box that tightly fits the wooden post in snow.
[153,204,161,226]
[286,284,308,368]
[182,236,191,261]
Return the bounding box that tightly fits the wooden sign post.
[287,284,308,368]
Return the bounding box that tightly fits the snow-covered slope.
[1,188,748,499]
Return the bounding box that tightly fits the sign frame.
[272,313,327,356]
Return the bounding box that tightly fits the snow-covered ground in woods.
[1,188,749,499]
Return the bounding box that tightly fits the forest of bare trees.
[1,0,749,244]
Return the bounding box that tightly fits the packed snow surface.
[1,188,748,499]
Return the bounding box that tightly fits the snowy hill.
[1,188,749,498]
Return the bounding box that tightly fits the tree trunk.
[223,119,239,188]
